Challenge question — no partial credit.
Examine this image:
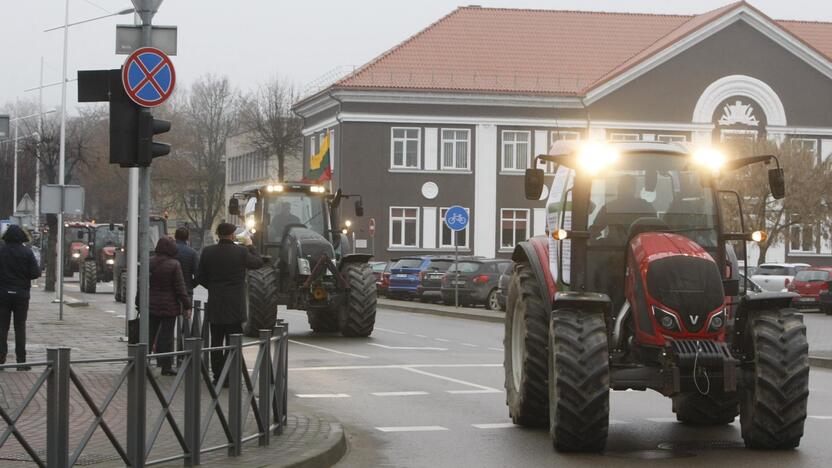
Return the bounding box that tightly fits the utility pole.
[137,0,154,345]
[55,0,70,320]
[36,57,44,228]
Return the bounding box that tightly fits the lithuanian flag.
[308,130,332,182]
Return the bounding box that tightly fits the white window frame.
[657,134,687,143]
[500,208,530,251]
[439,207,470,249]
[389,206,421,249]
[501,130,531,172]
[609,133,640,142]
[440,128,471,171]
[790,137,819,164]
[390,127,421,169]
[547,131,581,173]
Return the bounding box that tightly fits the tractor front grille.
[668,339,732,368]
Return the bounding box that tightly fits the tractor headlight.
[297,258,311,276]
[245,217,256,229]
[106,259,115,265]
[708,310,726,332]
[652,306,681,332]
[577,142,619,175]
[692,148,725,172]
[72,252,81,259]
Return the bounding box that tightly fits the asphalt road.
[61,277,832,468]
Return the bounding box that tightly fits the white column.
[534,130,548,169]
[423,206,437,249]
[424,128,438,170]
[474,124,497,257]
[533,208,547,237]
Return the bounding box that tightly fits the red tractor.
[63,222,94,276]
[505,141,808,452]
[80,223,125,294]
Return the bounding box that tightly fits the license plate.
[798,297,814,302]
[395,274,409,278]
[430,274,444,279]
[452,281,466,286]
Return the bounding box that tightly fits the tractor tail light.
[473,275,489,284]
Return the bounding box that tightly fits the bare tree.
[238,78,302,181]
[721,138,832,263]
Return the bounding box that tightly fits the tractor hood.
[628,232,725,341]
[280,226,335,267]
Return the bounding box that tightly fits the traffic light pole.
[137,0,153,345]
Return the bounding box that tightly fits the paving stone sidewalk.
[0,283,345,467]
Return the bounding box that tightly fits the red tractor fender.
[512,236,556,306]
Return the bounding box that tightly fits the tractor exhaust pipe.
[612,302,630,350]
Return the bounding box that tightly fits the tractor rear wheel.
[244,265,279,337]
[307,309,339,333]
[740,308,809,449]
[338,263,377,337]
[80,261,97,294]
[673,391,738,425]
[504,262,549,427]
[548,308,609,452]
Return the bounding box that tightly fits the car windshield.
[757,265,796,276]
[266,192,325,243]
[795,270,829,282]
[448,261,482,273]
[588,154,717,248]
[95,226,124,247]
[428,260,454,271]
[371,263,387,273]
[394,259,423,269]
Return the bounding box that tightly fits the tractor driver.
[589,174,656,243]
[273,202,302,237]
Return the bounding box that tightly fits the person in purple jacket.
[148,236,192,375]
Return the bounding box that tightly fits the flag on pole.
[307,130,332,183]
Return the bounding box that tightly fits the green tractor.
[80,223,124,294]
[228,182,377,337]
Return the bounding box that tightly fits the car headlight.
[708,309,726,332]
[106,259,115,265]
[298,258,311,276]
[652,305,681,332]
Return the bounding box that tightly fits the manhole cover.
[658,440,744,451]
[604,449,696,459]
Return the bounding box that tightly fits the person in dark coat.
[198,222,263,384]
[0,225,41,370]
[148,236,191,375]
[174,227,199,296]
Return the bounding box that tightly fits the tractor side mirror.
[768,168,785,200]
[332,189,343,209]
[355,200,364,217]
[228,198,240,216]
[524,168,545,200]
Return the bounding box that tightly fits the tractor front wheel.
[338,263,377,337]
[548,308,609,452]
[673,391,738,425]
[244,265,279,337]
[740,308,809,449]
[80,261,97,294]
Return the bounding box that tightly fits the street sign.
[444,205,469,232]
[116,25,177,56]
[122,47,175,107]
[368,217,376,236]
[40,185,85,215]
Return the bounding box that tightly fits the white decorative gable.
[718,100,759,126]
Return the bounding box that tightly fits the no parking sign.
[122,47,175,107]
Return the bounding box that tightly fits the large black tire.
[740,308,809,449]
[307,309,339,333]
[548,308,609,452]
[80,261,97,294]
[337,263,377,337]
[504,262,549,427]
[673,391,738,425]
[244,265,279,338]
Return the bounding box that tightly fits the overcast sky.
[1,0,830,115]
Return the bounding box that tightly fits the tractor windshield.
[587,154,717,248]
[266,192,326,243]
[95,226,124,247]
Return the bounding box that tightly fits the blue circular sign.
[444,206,469,232]
[122,47,176,107]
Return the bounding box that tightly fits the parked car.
[378,260,397,298]
[788,267,832,309]
[370,261,388,294]
[418,258,456,301]
[441,259,512,310]
[388,256,453,300]
[750,263,810,292]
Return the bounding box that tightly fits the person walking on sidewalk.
[148,236,192,375]
[0,225,41,370]
[198,223,263,385]
[174,227,199,296]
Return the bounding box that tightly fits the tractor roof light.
[309,185,326,194]
[751,230,767,243]
[692,148,725,172]
[266,184,285,193]
[552,229,568,240]
[576,142,619,175]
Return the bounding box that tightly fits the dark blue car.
[387,256,454,300]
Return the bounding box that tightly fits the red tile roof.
[331,2,832,97]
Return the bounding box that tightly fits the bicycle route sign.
[444,205,469,232]
[122,47,176,107]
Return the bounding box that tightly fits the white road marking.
[371,391,429,397]
[808,415,832,420]
[289,339,370,359]
[105,310,117,314]
[115,315,125,319]
[376,426,448,433]
[296,393,351,398]
[375,327,407,335]
[488,347,504,352]
[447,389,502,394]
[368,343,447,351]
[290,363,502,371]
[434,338,450,342]
[472,423,516,429]
[646,417,678,423]
[460,343,477,348]
[403,367,502,393]
[414,334,428,338]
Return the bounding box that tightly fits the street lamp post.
[5,110,56,216]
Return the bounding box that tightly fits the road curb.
[809,356,832,370]
[281,416,347,468]
[379,299,504,323]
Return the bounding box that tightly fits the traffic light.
[109,99,140,167]
[137,109,171,166]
